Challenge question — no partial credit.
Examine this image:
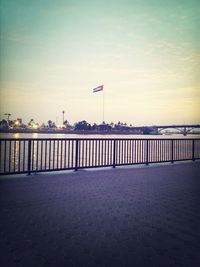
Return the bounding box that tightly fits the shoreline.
[0,129,161,135]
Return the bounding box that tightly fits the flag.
[93,85,104,93]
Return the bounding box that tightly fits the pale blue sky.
[0,0,199,125]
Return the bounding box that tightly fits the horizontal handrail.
[0,138,199,175]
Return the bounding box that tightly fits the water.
[0,132,199,139]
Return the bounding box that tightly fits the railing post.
[192,139,195,161]
[171,139,174,163]
[113,139,116,168]
[146,139,149,166]
[27,140,31,175]
[75,139,79,171]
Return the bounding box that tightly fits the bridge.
[151,124,200,135]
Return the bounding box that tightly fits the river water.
[0,132,199,139]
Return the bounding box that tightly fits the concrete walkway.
[0,162,200,267]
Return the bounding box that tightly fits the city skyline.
[0,0,200,126]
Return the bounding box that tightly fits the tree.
[63,120,69,127]
[0,119,9,129]
[74,120,91,131]
[47,120,54,128]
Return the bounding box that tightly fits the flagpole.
[102,89,105,123]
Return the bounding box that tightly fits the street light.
[62,110,65,124]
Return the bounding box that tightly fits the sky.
[0,0,200,126]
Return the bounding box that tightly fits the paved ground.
[0,162,200,267]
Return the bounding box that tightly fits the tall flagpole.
[102,89,105,123]
[92,85,104,124]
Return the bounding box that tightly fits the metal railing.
[0,138,200,175]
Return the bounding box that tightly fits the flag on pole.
[93,85,104,93]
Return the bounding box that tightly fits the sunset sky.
[0,0,199,126]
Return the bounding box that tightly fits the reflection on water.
[14,133,20,139]
[32,133,38,138]
[0,132,200,139]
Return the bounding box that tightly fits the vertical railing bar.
[192,139,195,161]
[85,140,88,167]
[163,140,165,161]
[60,140,63,169]
[185,140,187,159]
[125,139,127,164]
[152,140,154,162]
[126,140,129,164]
[134,140,136,163]
[75,139,79,171]
[149,140,152,162]
[85,140,90,166]
[131,140,134,163]
[104,140,106,166]
[72,140,74,168]
[0,140,1,173]
[113,139,116,168]
[108,140,113,165]
[13,140,16,173]
[98,140,100,166]
[92,140,95,167]
[23,141,26,172]
[40,140,43,170]
[9,140,11,173]
[53,140,55,169]
[119,140,122,164]
[44,140,47,170]
[160,140,163,161]
[135,139,137,163]
[126,140,128,164]
[4,140,7,173]
[101,140,104,166]
[95,139,97,166]
[173,140,176,161]
[88,140,91,167]
[106,140,108,165]
[49,140,51,169]
[140,140,143,163]
[27,140,32,175]
[121,140,123,164]
[131,140,133,164]
[68,140,71,168]
[79,140,81,167]
[31,140,34,171]
[171,139,174,163]
[64,140,67,168]
[94,140,98,166]
[107,140,110,165]
[18,141,21,172]
[0,140,2,172]
[146,139,149,165]
[36,140,39,171]
[82,140,84,167]
[57,140,59,169]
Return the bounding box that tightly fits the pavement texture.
[0,162,200,267]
